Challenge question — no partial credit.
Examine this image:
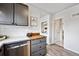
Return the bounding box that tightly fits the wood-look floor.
[46,44,79,56]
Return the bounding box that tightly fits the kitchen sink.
[0,35,7,41]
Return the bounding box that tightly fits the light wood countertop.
[29,35,47,40]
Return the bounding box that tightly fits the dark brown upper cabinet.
[14,4,29,26]
[0,3,29,26]
[0,3,13,25]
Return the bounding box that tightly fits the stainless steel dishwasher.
[4,40,28,56]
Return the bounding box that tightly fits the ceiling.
[28,3,78,14]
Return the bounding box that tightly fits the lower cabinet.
[30,37,47,56]
[2,37,46,56]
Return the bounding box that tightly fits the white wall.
[49,14,54,44]
[53,4,79,54]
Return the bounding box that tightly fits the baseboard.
[64,47,79,54]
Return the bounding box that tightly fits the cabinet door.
[0,3,13,24]
[14,4,28,26]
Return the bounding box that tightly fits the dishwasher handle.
[7,43,28,49]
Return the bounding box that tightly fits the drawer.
[40,38,46,42]
[31,49,46,56]
[31,40,40,45]
[31,39,46,45]
[31,42,46,53]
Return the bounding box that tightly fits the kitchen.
[0,3,79,56]
[0,3,47,56]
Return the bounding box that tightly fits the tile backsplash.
[0,25,40,37]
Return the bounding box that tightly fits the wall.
[49,14,54,44]
[53,4,79,54]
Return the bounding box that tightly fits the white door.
[54,19,64,47]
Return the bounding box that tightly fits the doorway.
[54,18,64,47]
